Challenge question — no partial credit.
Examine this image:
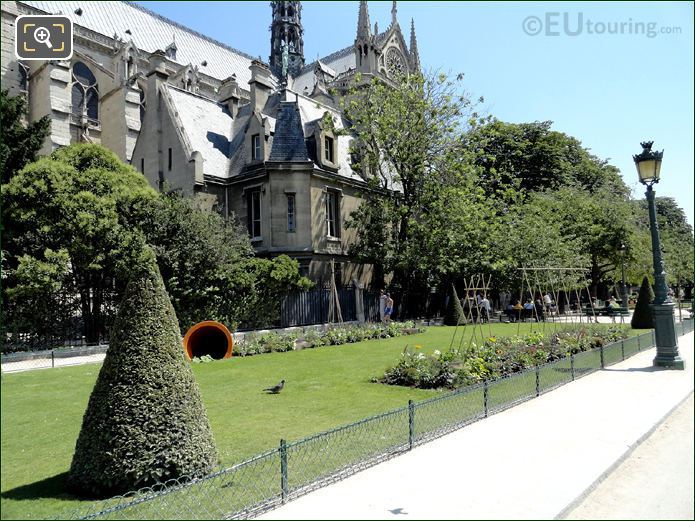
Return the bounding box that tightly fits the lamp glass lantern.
[633,141,663,186]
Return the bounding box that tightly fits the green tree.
[491,189,588,291]
[3,144,156,342]
[0,89,51,183]
[68,253,218,497]
[464,119,634,295]
[2,249,77,349]
[3,147,311,346]
[132,190,256,331]
[631,276,655,329]
[342,71,485,313]
[627,197,694,288]
[134,190,311,331]
[463,119,628,196]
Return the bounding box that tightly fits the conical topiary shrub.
[444,284,465,326]
[631,275,655,329]
[67,254,218,497]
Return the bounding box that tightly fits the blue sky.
[137,1,694,225]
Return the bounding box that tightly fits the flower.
[433,350,441,356]
[415,345,422,349]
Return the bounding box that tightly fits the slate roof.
[165,85,232,179]
[17,0,268,86]
[294,94,362,183]
[268,102,309,163]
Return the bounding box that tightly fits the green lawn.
[1,323,645,520]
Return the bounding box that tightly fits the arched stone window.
[125,56,134,79]
[71,61,99,122]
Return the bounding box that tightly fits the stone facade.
[1,0,420,286]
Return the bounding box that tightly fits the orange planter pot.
[183,321,233,361]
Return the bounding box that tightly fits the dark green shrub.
[631,276,655,329]
[67,256,218,497]
[443,285,465,326]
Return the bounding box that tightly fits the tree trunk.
[77,271,103,344]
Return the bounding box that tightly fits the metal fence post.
[651,329,656,347]
[637,334,641,351]
[535,365,540,396]
[621,340,625,361]
[483,381,488,417]
[570,353,575,381]
[599,345,605,369]
[280,439,288,503]
[51,350,55,368]
[408,400,415,450]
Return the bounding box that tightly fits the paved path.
[1,352,106,373]
[563,393,694,520]
[259,332,694,520]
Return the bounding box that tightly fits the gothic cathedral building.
[1,1,420,285]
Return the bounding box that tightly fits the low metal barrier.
[60,320,694,520]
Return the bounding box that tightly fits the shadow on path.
[603,365,667,373]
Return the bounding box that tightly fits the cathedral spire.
[391,0,398,25]
[356,0,371,40]
[269,1,305,78]
[409,18,420,70]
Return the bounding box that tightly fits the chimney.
[248,60,273,113]
[219,75,240,118]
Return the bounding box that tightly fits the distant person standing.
[379,290,387,323]
[543,292,553,314]
[480,295,492,322]
[384,293,394,324]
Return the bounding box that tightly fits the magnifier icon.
[33,26,52,48]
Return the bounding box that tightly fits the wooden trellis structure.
[516,266,598,334]
[449,274,493,351]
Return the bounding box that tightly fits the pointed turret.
[409,18,420,70]
[391,0,398,26]
[269,1,305,77]
[356,0,371,40]
[355,0,374,73]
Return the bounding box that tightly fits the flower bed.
[231,321,424,357]
[376,325,629,390]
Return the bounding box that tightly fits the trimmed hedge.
[443,285,465,326]
[631,276,655,329]
[234,322,423,357]
[67,257,218,497]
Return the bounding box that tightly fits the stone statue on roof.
[281,41,289,80]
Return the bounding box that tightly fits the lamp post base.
[653,355,685,370]
[651,303,685,370]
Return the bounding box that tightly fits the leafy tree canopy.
[0,89,51,183]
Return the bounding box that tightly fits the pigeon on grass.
[263,379,285,394]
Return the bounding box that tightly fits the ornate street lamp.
[633,141,684,369]
[618,242,629,315]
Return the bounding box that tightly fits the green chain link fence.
[63,320,693,520]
